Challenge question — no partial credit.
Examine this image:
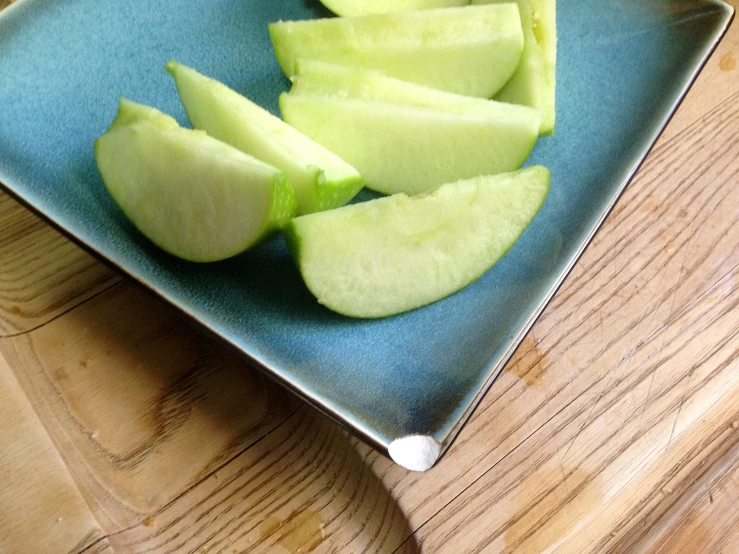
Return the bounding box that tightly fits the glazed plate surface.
[0,0,733,470]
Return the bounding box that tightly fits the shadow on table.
[10,281,420,552]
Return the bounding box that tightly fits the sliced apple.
[319,0,468,17]
[269,4,524,98]
[279,87,542,195]
[95,99,296,262]
[291,59,545,121]
[165,60,363,215]
[473,0,557,134]
[285,166,550,318]
[109,96,180,129]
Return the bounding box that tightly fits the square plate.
[0,0,733,471]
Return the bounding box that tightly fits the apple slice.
[473,0,557,134]
[95,98,296,262]
[269,4,524,98]
[165,60,363,215]
[285,166,550,318]
[290,59,545,121]
[279,88,542,195]
[319,0,468,17]
[108,96,181,130]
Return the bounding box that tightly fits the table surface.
[1,1,738,552]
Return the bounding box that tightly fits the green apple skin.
[95,99,296,263]
[319,0,468,17]
[284,166,550,318]
[165,60,363,215]
[473,0,557,134]
[279,89,542,196]
[269,5,524,99]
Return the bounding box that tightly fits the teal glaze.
[0,0,733,468]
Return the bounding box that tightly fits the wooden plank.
[0,283,300,533]
[0,193,119,336]
[104,406,418,554]
[0,350,103,554]
[620,423,739,553]
[398,83,739,553]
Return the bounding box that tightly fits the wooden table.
[1,2,738,552]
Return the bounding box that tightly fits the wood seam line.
[0,280,122,339]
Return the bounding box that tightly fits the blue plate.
[0,0,733,471]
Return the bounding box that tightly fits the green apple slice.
[290,59,545,121]
[269,4,524,98]
[165,60,363,215]
[109,96,181,130]
[319,0,468,17]
[285,166,550,318]
[279,91,542,195]
[95,99,296,263]
[473,0,557,134]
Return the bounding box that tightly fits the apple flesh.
[279,69,542,195]
[319,0,468,17]
[290,59,544,121]
[95,98,296,262]
[165,60,363,215]
[284,166,550,318]
[269,4,524,98]
[108,97,180,130]
[473,0,557,134]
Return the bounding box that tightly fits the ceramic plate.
[0,0,733,471]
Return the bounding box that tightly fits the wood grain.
[640,443,739,553]
[0,283,300,533]
[0,1,737,553]
[102,405,419,554]
[0,349,103,554]
[656,10,739,146]
[0,193,119,336]
[81,540,115,554]
[400,85,739,554]
[401,83,739,554]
